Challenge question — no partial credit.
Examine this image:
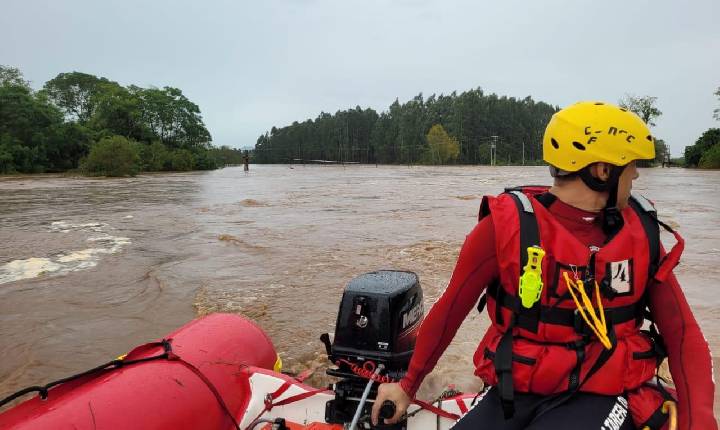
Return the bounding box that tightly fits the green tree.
[42,72,120,123]
[618,94,662,126]
[210,145,248,166]
[619,94,665,165]
[0,65,217,175]
[685,128,720,167]
[170,149,195,171]
[0,83,66,173]
[44,122,94,171]
[136,86,211,149]
[192,148,218,170]
[699,143,720,168]
[81,135,141,176]
[425,124,460,164]
[0,140,14,172]
[138,141,169,171]
[88,84,148,141]
[0,65,30,88]
[714,87,720,121]
[654,139,669,166]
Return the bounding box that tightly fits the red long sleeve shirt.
[399,197,716,429]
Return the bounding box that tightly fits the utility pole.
[490,135,498,166]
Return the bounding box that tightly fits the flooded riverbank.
[1,165,718,413]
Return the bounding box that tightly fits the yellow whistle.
[519,246,545,308]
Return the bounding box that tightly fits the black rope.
[0,340,171,408]
[0,386,50,408]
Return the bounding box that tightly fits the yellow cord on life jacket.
[662,400,678,430]
[641,400,677,430]
[563,272,613,349]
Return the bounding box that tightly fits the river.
[1,165,718,414]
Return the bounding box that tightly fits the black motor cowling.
[323,270,424,428]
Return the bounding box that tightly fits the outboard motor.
[322,270,424,429]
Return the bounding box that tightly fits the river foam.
[0,221,130,285]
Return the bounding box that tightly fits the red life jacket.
[474,186,684,428]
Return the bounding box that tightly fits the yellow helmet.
[543,101,655,172]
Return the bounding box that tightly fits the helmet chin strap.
[578,164,628,238]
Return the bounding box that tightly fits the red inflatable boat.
[0,269,679,429]
[0,314,282,429]
[0,313,471,430]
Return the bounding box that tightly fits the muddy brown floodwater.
[1,165,719,417]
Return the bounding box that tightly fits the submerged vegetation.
[0,65,246,176]
[425,124,460,164]
[81,136,141,177]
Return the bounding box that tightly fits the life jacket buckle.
[573,309,594,336]
[574,307,615,341]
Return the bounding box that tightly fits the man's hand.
[371,382,411,426]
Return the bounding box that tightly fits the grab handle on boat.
[379,400,396,421]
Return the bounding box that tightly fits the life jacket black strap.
[506,191,541,334]
[494,316,516,419]
[485,281,642,331]
[628,194,670,375]
[641,406,670,430]
[532,325,618,423]
[628,195,660,279]
[490,189,543,419]
[638,379,676,430]
[476,292,488,315]
[581,325,617,389]
[494,279,505,326]
[567,338,586,391]
[645,321,668,365]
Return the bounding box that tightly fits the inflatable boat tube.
[0,313,278,430]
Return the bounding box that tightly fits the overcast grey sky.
[2,0,718,155]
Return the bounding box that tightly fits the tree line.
[0,65,246,175]
[254,89,558,165]
[4,62,715,173]
[683,87,720,169]
[255,88,720,169]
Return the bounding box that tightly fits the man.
[372,102,716,429]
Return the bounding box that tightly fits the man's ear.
[591,162,610,181]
